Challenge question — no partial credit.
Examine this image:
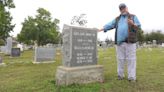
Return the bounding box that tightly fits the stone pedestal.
[56,65,104,85]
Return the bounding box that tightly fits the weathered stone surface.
[62,25,97,67]
[56,65,104,85]
[17,44,24,52]
[5,37,12,55]
[162,43,164,47]
[11,48,21,57]
[0,46,6,53]
[34,47,55,63]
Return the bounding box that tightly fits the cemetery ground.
[0,47,164,92]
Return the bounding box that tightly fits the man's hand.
[98,28,104,32]
[128,19,139,30]
[128,19,134,25]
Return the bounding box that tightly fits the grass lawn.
[0,47,164,92]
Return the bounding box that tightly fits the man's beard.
[121,12,128,15]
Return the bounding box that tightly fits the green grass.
[0,47,164,92]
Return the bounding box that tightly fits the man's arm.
[128,15,141,30]
[98,19,116,32]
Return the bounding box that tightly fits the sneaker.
[128,78,136,82]
[118,76,124,80]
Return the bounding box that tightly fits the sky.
[10,0,164,41]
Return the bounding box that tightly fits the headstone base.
[33,61,55,64]
[55,65,104,85]
[0,63,6,66]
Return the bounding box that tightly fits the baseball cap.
[119,3,127,10]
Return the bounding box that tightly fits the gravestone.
[0,57,5,66]
[162,43,164,47]
[136,42,140,48]
[62,25,97,67]
[0,57,2,63]
[5,37,12,55]
[33,47,55,63]
[0,46,6,53]
[152,40,157,47]
[11,48,21,57]
[56,25,104,85]
[17,44,23,52]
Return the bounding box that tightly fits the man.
[98,3,141,82]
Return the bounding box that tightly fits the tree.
[17,8,61,46]
[0,0,15,42]
[144,30,164,44]
[137,29,144,44]
[71,14,87,26]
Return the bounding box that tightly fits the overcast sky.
[10,0,164,41]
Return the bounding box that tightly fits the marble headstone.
[62,25,97,67]
[34,47,55,63]
[17,44,23,52]
[162,43,164,47]
[152,40,157,47]
[5,37,12,55]
[0,46,6,53]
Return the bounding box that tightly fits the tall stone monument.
[5,37,12,55]
[56,25,104,85]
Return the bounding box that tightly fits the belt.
[122,39,128,43]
